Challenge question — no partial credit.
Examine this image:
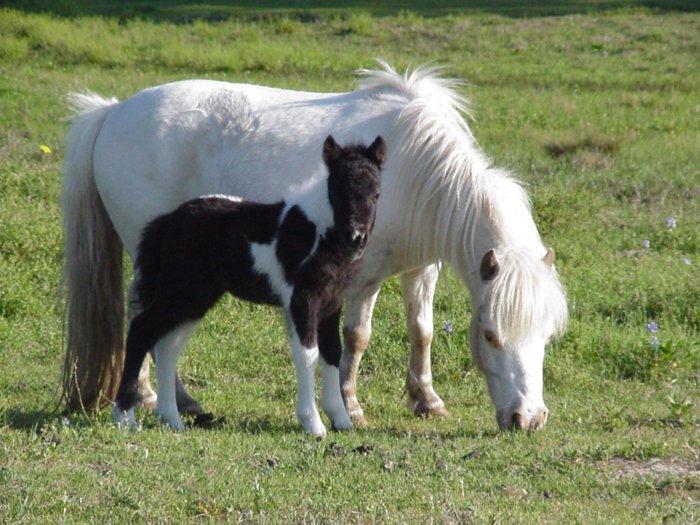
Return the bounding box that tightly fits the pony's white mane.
[357,61,567,343]
[482,250,568,344]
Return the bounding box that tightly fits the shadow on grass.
[3,0,697,23]
[0,407,81,432]
[236,415,299,435]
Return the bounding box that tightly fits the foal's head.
[323,135,385,255]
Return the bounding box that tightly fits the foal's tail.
[61,92,123,411]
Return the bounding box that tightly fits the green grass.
[0,3,698,523]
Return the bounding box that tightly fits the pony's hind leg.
[401,264,447,418]
[318,310,352,431]
[153,321,199,430]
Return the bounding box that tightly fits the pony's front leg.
[339,284,381,426]
[153,322,199,430]
[285,311,326,437]
[401,264,448,418]
[318,309,352,431]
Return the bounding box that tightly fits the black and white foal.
[113,136,385,436]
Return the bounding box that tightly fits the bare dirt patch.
[604,458,699,480]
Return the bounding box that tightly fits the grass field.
[0,2,698,522]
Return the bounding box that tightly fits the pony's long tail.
[61,92,123,411]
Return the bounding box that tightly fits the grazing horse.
[61,62,567,431]
[113,136,385,436]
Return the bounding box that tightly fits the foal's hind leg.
[127,279,158,411]
[153,322,199,430]
[129,278,205,416]
[318,309,352,431]
[114,307,168,429]
[401,264,447,418]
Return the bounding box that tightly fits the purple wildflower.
[666,216,677,229]
[650,335,661,350]
[646,321,659,334]
[443,321,453,334]
[682,257,691,265]
[642,239,650,249]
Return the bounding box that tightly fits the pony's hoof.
[349,411,367,428]
[138,393,157,411]
[410,398,449,418]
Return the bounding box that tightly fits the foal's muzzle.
[345,228,368,252]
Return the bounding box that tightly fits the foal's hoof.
[112,405,139,430]
[329,413,353,432]
[298,414,327,438]
[191,412,224,429]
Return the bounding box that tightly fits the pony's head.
[323,135,385,255]
[470,247,567,430]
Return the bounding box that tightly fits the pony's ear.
[366,136,386,167]
[543,248,555,267]
[323,135,342,165]
[480,249,499,281]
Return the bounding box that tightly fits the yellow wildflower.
[40,144,52,155]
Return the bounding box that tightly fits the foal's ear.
[323,135,342,165]
[366,136,386,167]
[480,249,500,281]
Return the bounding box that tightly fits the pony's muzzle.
[499,406,549,431]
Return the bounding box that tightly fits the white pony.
[61,62,567,431]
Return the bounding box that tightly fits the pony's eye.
[484,330,500,347]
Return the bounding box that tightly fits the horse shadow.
[0,406,87,432]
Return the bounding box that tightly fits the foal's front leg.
[285,310,326,437]
[318,309,352,431]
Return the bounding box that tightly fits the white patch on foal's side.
[250,240,294,306]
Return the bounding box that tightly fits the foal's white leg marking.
[320,361,352,431]
[153,322,198,430]
[401,264,447,417]
[112,404,138,430]
[286,320,325,437]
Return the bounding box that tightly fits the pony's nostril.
[510,412,526,430]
